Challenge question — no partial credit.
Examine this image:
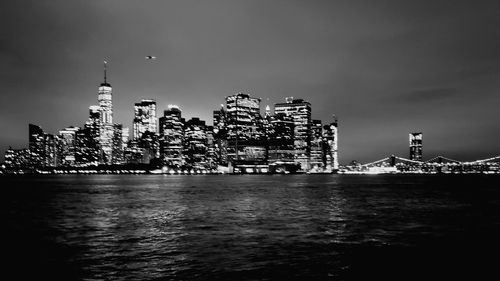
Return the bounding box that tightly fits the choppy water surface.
[3,175,500,280]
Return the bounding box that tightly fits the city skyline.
[1,0,500,162]
[3,79,340,173]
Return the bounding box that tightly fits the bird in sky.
[145,56,157,60]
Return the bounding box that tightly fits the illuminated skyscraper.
[159,105,184,166]
[267,113,295,165]
[310,119,323,169]
[183,117,208,169]
[274,97,312,170]
[43,133,57,167]
[225,92,265,162]
[29,124,45,167]
[28,124,57,168]
[4,148,30,170]
[86,105,101,139]
[82,105,101,165]
[112,124,124,164]
[75,127,99,166]
[206,126,217,169]
[213,105,228,165]
[58,126,79,166]
[121,127,129,150]
[409,132,423,161]
[322,116,339,171]
[98,61,114,164]
[133,99,157,140]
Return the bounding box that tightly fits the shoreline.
[1,170,499,176]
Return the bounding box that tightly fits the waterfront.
[3,175,500,280]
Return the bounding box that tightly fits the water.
[3,175,500,280]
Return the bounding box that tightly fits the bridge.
[343,155,500,174]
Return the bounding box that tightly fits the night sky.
[1,0,499,163]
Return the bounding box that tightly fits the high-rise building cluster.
[2,67,339,174]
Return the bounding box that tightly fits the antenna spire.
[103,60,107,83]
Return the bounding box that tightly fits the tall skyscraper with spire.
[98,61,114,164]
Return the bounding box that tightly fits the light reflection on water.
[3,174,500,280]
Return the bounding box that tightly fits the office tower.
[159,105,184,167]
[98,62,114,164]
[205,126,217,169]
[28,124,45,168]
[43,133,57,167]
[133,99,157,140]
[310,119,323,169]
[183,117,208,169]
[75,127,98,166]
[79,106,101,166]
[136,130,159,164]
[225,92,265,162]
[112,124,124,164]
[4,148,30,170]
[213,105,228,165]
[409,132,423,161]
[267,113,295,165]
[28,124,58,168]
[86,105,101,139]
[123,145,146,164]
[322,116,339,171]
[274,97,312,170]
[74,128,88,166]
[121,127,129,150]
[58,126,79,166]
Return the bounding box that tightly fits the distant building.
[213,105,228,165]
[124,146,147,164]
[267,113,295,165]
[58,126,79,166]
[43,133,57,167]
[159,105,184,167]
[112,124,124,164]
[205,126,217,169]
[81,106,101,165]
[310,119,323,169]
[274,97,312,170]
[409,132,423,161]
[75,127,99,166]
[133,99,157,140]
[98,63,114,164]
[135,131,159,164]
[4,148,30,170]
[29,124,46,168]
[225,92,265,162]
[322,116,339,171]
[121,127,129,151]
[184,117,208,169]
[86,105,101,140]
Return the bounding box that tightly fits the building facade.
[274,97,312,170]
[225,92,265,162]
[310,119,323,169]
[184,117,208,170]
[409,132,423,161]
[322,116,339,171]
[58,126,79,166]
[97,65,114,165]
[29,124,46,168]
[267,113,295,165]
[159,105,184,167]
[133,99,157,140]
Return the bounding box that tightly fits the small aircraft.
[145,56,157,60]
